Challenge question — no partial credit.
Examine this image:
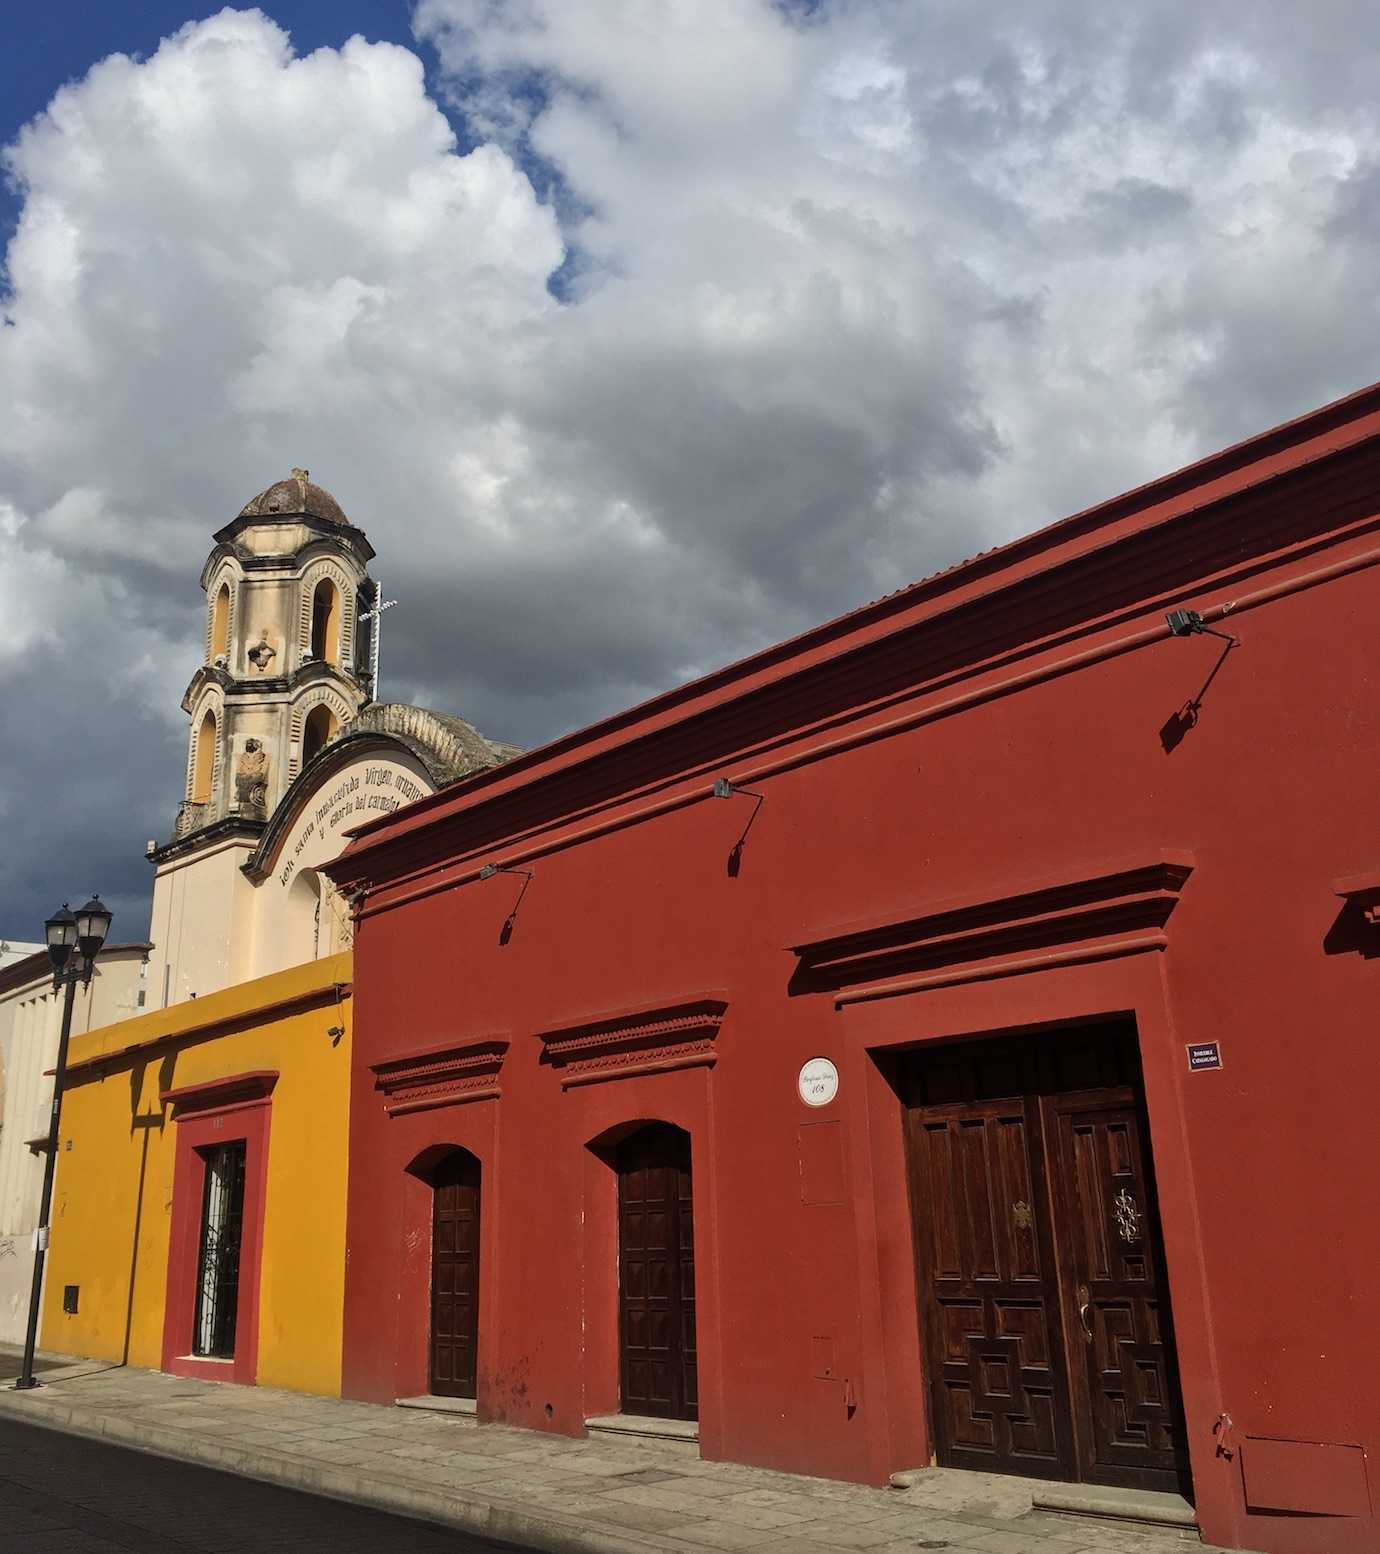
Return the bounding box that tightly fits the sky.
[3,2,1380,943]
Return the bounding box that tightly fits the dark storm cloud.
[4,2,1380,938]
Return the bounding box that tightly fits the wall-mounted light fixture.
[713,777,762,802]
[479,863,534,942]
[711,778,765,875]
[1166,607,1237,644]
[1160,607,1240,754]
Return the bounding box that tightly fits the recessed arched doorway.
[617,1122,696,1421]
[429,1149,481,1399]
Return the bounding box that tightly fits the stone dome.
[238,468,348,526]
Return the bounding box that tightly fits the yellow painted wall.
[43,953,351,1397]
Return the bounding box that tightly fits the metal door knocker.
[1113,1187,1141,1242]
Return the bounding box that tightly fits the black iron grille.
[192,1140,246,1359]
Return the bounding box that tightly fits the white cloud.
[4,2,1380,933]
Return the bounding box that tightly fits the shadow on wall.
[1159,637,1238,754]
[120,1053,173,1366]
[1323,900,1380,959]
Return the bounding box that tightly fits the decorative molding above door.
[789,852,1195,1002]
[371,1037,509,1115]
[538,995,728,1089]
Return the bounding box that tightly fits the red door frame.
[160,1071,277,1386]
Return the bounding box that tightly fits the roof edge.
[0,941,152,997]
[335,377,1380,870]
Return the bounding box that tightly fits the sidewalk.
[0,1358,1221,1554]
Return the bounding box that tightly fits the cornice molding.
[331,418,1380,897]
[160,1069,278,1119]
[149,813,265,867]
[789,853,1195,995]
[537,995,728,1089]
[180,664,232,713]
[371,1037,509,1115]
[210,513,376,564]
[66,980,348,1079]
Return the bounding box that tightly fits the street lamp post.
[14,895,112,1391]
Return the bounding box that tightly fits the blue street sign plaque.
[1186,1041,1223,1071]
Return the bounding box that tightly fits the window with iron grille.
[192,1141,247,1358]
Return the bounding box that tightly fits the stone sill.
[395,1395,478,1421]
[585,1413,700,1453]
[1032,1483,1198,1531]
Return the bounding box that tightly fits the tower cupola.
[169,470,379,844]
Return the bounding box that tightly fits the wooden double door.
[617,1124,698,1421]
[903,1025,1189,1492]
[430,1151,481,1399]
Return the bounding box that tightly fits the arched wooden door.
[617,1124,697,1421]
[430,1151,481,1399]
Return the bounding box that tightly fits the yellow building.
[43,954,352,1395]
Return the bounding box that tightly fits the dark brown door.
[430,1151,480,1399]
[903,1026,1188,1492]
[617,1124,697,1421]
[1047,1096,1185,1489]
[904,1042,1074,1479]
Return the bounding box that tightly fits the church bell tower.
[143,466,518,1011]
[173,468,377,839]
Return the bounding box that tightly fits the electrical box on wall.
[62,1285,79,1314]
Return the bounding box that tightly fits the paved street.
[0,1414,524,1553]
[0,1361,1222,1554]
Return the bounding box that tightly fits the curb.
[0,1389,672,1554]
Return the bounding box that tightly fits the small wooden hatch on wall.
[1242,1436,1372,1519]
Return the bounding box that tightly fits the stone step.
[394,1395,478,1422]
[1032,1482,1198,1532]
[888,1466,1198,1536]
[584,1413,700,1454]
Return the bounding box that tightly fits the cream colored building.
[0,942,148,1344]
[144,470,517,1007]
[8,469,513,1352]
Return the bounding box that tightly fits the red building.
[330,384,1380,1554]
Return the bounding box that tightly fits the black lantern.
[19,888,113,1391]
[44,904,78,976]
[74,895,113,964]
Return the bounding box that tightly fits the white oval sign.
[798,1057,839,1108]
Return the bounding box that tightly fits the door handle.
[1076,1285,1093,1344]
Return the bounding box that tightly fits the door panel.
[618,1124,697,1421]
[430,1151,481,1399]
[1048,1097,1188,1490]
[904,1027,1189,1494]
[906,1090,1074,1480]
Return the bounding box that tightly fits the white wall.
[0,947,146,1346]
[144,840,256,1011]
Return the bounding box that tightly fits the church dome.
[238,468,348,526]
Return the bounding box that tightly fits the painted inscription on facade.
[277,762,429,889]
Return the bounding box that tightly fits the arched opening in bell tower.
[210,583,231,663]
[310,579,342,665]
[302,704,339,767]
[192,708,218,805]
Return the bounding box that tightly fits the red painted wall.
[334,386,1380,1554]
